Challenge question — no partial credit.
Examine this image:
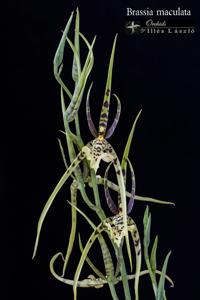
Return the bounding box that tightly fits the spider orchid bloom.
[72,215,141,300]
[82,33,121,172]
[49,202,173,299]
[67,165,141,300]
[81,87,121,173]
[103,161,141,300]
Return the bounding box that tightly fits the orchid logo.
[125,20,141,34]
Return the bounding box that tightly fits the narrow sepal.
[105,93,121,139]
[86,82,98,137]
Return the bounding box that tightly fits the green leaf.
[156,251,171,300]
[66,36,81,79]
[145,213,151,248]
[53,11,74,74]
[73,227,104,300]
[104,34,117,103]
[72,8,81,82]
[67,200,96,230]
[53,12,74,98]
[65,34,96,123]
[150,236,158,275]
[32,151,85,259]
[135,195,175,206]
[143,205,149,228]
[98,34,118,136]
[121,109,142,173]
[143,206,151,249]
[78,234,106,280]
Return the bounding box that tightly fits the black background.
[5,0,200,299]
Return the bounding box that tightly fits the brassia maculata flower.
[33,8,175,300]
[65,159,141,300]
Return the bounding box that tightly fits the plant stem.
[75,114,81,139]
[90,169,104,215]
[118,248,131,300]
[108,281,119,300]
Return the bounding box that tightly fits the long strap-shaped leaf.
[121,110,142,176]
[61,87,87,180]
[58,125,90,277]
[73,223,105,300]
[121,109,142,211]
[78,234,106,280]
[72,8,81,83]
[61,180,78,276]
[64,33,96,122]
[156,252,172,300]
[143,206,157,295]
[57,138,75,180]
[32,150,87,259]
[65,36,81,84]
[98,34,117,137]
[72,9,83,140]
[68,201,115,280]
[58,131,88,277]
[53,11,74,98]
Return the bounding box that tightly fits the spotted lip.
[82,139,115,173]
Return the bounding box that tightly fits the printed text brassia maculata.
[127,7,191,17]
